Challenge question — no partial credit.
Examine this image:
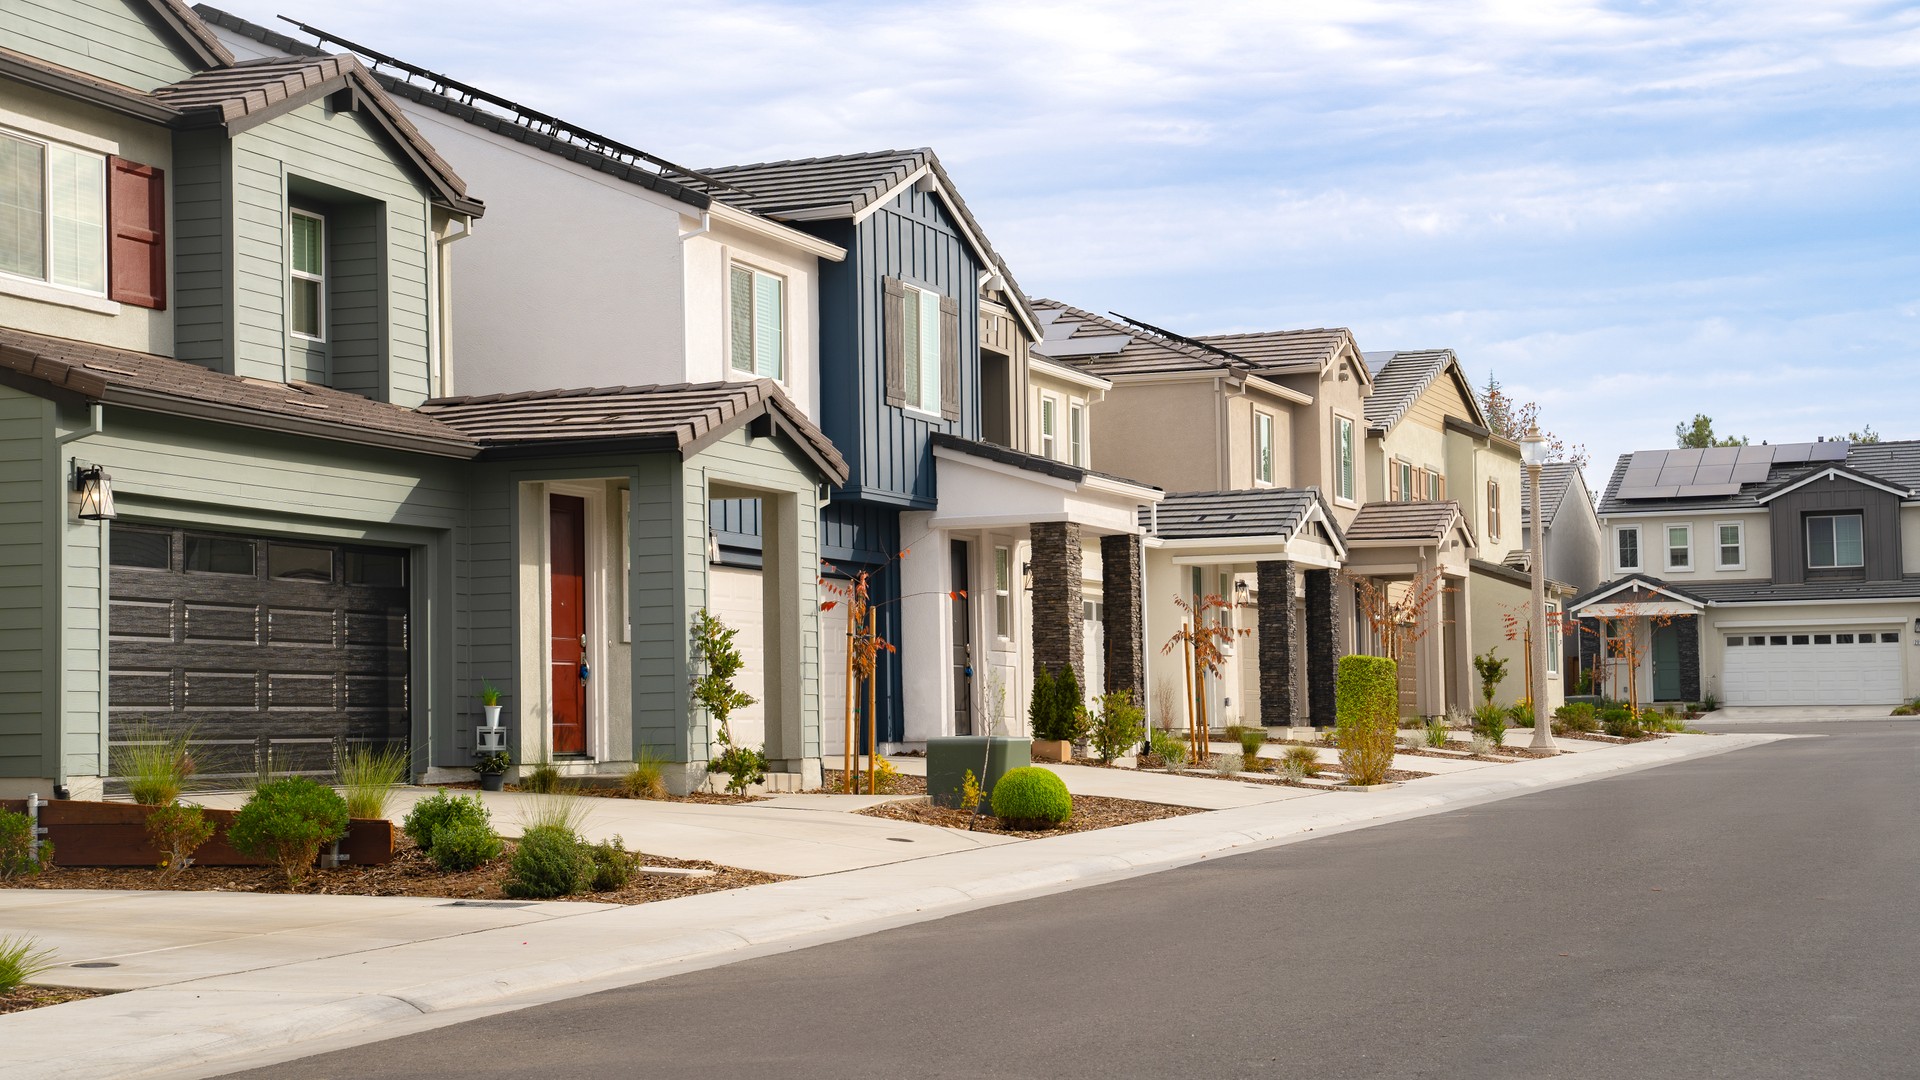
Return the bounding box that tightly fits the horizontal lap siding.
[0,0,198,92]
[0,390,48,779]
[171,131,231,367]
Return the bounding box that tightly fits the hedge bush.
[429,820,504,872]
[504,824,593,898]
[989,767,1073,829]
[1553,702,1599,734]
[1032,665,1089,743]
[227,777,349,887]
[145,803,215,878]
[402,791,491,853]
[1335,655,1399,786]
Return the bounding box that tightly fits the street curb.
[12,732,1789,1080]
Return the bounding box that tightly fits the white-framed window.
[1334,414,1355,503]
[1254,410,1274,485]
[1039,394,1059,460]
[1807,513,1864,569]
[994,546,1012,639]
[1401,461,1415,503]
[1547,600,1561,675]
[901,283,941,413]
[1616,524,1641,572]
[1486,479,1501,539]
[1428,471,1443,501]
[1665,523,1692,572]
[0,127,107,296]
[1716,521,1745,570]
[289,209,326,340]
[1069,401,1086,467]
[729,264,785,380]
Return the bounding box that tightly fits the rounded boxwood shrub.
[503,824,592,899]
[429,819,504,872]
[402,791,490,853]
[228,777,350,887]
[989,767,1072,829]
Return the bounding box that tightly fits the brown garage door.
[108,526,410,784]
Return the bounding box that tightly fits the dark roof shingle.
[1345,500,1467,544]
[1141,488,1337,543]
[1521,461,1584,526]
[1359,349,1455,431]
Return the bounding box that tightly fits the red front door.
[549,495,588,755]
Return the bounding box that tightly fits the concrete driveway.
[1695,704,1903,724]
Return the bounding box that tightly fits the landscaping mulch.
[858,793,1196,836]
[814,769,927,796]
[0,838,784,905]
[0,986,105,1016]
[438,780,765,805]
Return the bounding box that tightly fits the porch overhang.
[1568,575,1708,618]
[929,436,1160,536]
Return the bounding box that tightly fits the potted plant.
[473,749,510,792]
[1029,665,1087,763]
[480,683,503,729]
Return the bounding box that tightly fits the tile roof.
[928,432,1157,492]
[1359,349,1455,432]
[1596,441,1920,515]
[1141,487,1338,543]
[0,326,477,456]
[1194,328,1355,371]
[1345,500,1467,544]
[1568,574,1709,611]
[1031,300,1242,377]
[1571,571,1920,608]
[1844,440,1920,491]
[420,380,848,483]
[1521,461,1584,526]
[143,0,237,68]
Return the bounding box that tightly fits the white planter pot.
[483,705,502,729]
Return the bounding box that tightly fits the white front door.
[708,566,766,748]
[1082,597,1105,700]
[1721,628,1904,706]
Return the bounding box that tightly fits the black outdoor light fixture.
[74,463,116,521]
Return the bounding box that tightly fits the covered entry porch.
[1342,500,1476,719]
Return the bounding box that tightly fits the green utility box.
[926,737,1032,808]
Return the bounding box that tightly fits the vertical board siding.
[0,390,47,778]
[0,0,200,92]
[1767,478,1901,584]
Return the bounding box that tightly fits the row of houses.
[4,0,1913,800]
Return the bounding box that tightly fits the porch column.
[1256,560,1298,728]
[1304,568,1339,725]
[1675,613,1701,702]
[1030,521,1083,678]
[1100,533,1144,704]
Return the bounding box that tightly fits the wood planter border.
[0,799,394,867]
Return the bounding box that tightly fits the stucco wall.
[1091,378,1227,494]
[1596,511,1772,580]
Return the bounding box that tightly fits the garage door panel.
[109,669,173,709]
[344,612,407,649]
[1723,631,1903,706]
[182,671,261,709]
[110,599,174,641]
[183,603,259,643]
[267,608,337,646]
[267,673,338,709]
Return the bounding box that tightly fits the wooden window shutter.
[938,294,960,421]
[107,156,165,309]
[882,277,907,409]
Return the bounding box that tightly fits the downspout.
[434,217,474,397]
[678,209,712,244]
[55,403,106,796]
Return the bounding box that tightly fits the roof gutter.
[99,387,479,459]
[707,202,846,262]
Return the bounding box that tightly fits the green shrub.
[1472,650,1508,708]
[1028,666,1056,737]
[1553,702,1599,734]
[337,744,409,820]
[589,837,640,891]
[1090,689,1146,763]
[113,724,198,806]
[1031,665,1089,744]
[1425,717,1450,748]
[402,791,491,853]
[227,777,350,887]
[989,767,1073,828]
[1282,743,1322,778]
[1235,726,1266,769]
[709,744,767,794]
[503,824,592,899]
[429,820,504,871]
[145,803,215,878]
[1601,706,1643,739]
[0,809,52,879]
[522,759,563,794]
[1335,656,1399,786]
[0,935,57,993]
[1148,728,1188,768]
[1507,701,1535,728]
[1472,702,1508,746]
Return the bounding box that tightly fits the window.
[1400,462,1415,503]
[1881,632,1900,643]
[0,129,107,294]
[110,528,169,570]
[1616,525,1641,571]
[1806,514,1863,568]
[1717,522,1744,569]
[993,546,1012,639]
[1547,602,1561,674]
[1486,479,1501,539]
[289,209,325,340]
[1069,402,1086,467]
[1791,634,1810,645]
[1428,471,1443,501]
[901,283,942,413]
[267,543,332,582]
[1334,416,1355,502]
[1769,635,1787,646]
[1665,524,1692,571]
[345,549,406,588]
[1726,636,1744,647]
[184,536,256,576]
[1039,394,1059,460]
[1254,411,1274,484]
[1836,633,1855,644]
[728,265,785,380]
[1812,634,1832,645]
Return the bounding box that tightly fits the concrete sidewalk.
[0,731,1788,1080]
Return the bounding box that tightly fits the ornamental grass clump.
[1472,702,1508,746]
[228,777,350,887]
[1425,717,1451,748]
[1091,689,1146,763]
[0,935,57,993]
[337,744,410,821]
[989,767,1072,829]
[1334,655,1399,787]
[402,791,492,852]
[1281,742,1322,778]
[145,803,215,879]
[429,820,504,872]
[1236,726,1267,770]
[1148,728,1188,769]
[622,750,669,800]
[504,825,593,899]
[113,723,197,807]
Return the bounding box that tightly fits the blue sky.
[212,0,1920,485]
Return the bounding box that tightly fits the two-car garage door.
[1722,628,1905,706]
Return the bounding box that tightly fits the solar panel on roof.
[1700,446,1741,465]
[1628,450,1670,471]
[1773,443,1813,464]
[1695,464,1735,484]
[1735,445,1774,464]
[1665,448,1705,468]
[1678,483,1743,497]
[1730,462,1771,483]
[1810,441,1848,462]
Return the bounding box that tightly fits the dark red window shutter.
[108,156,165,310]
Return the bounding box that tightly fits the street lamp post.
[1521,426,1557,753]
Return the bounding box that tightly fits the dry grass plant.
[337,744,410,820]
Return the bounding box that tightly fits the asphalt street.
[225,720,1919,1079]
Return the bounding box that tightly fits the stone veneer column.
[1304,568,1340,725]
[1256,560,1299,727]
[1100,533,1144,704]
[1030,521,1084,678]
[1674,613,1701,702]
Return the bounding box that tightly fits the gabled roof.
[1197,328,1358,376]
[420,381,848,484]
[1142,487,1344,552]
[1031,300,1245,378]
[1358,348,1486,434]
[1754,463,1912,503]
[1345,499,1472,546]
[1521,461,1585,527]
[0,325,477,458]
[1845,440,1920,490]
[1597,440,1920,514]
[682,148,1039,339]
[141,0,237,69]
[1568,574,1708,613]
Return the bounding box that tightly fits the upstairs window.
[728,265,785,380]
[1428,471,1444,501]
[1334,415,1355,502]
[1254,411,1274,484]
[1616,525,1641,571]
[901,283,941,414]
[1039,394,1059,459]
[289,209,326,340]
[1069,401,1086,466]
[1665,523,1692,571]
[0,129,106,295]
[1807,513,1863,568]
[1717,522,1745,569]
[1486,479,1501,539]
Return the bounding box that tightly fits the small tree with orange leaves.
[1345,569,1450,720]
[1575,601,1677,719]
[1161,592,1249,765]
[1499,601,1567,713]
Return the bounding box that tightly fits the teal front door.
[1652,624,1682,701]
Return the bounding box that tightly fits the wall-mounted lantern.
[75,464,115,521]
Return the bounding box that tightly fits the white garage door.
[1721,629,1905,706]
[708,567,765,749]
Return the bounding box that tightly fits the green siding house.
[0,0,844,799]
